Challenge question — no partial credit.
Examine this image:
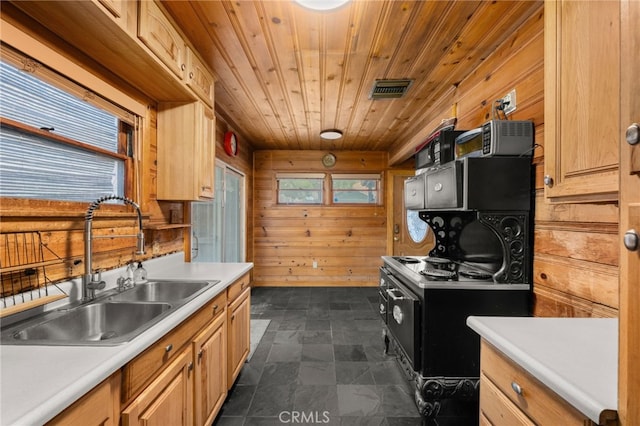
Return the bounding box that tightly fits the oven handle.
[386,288,408,301]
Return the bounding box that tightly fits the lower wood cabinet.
[47,373,121,426]
[122,347,193,426]
[227,287,251,388]
[47,274,250,426]
[193,311,227,426]
[479,340,612,425]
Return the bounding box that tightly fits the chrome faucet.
[83,195,145,301]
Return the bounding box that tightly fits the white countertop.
[467,316,618,423]
[0,254,253,425]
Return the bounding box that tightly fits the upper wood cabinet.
[157,101,215,201]
[138,0,186,81]
[544,0,620,202]
[187,47,215,108]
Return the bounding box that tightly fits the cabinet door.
[227,288,251,387]
[193,311,227,426]
[619,0,640,423]
[157,101,215,201]
[187,48,215,107]
[544,0,620,202]
[198,104,215,199]
[122,348,193,426]
[138,0,185,80]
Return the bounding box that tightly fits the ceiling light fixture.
[320,129,343,140]
[294,0,350,11]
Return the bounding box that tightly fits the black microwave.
[415,129,465,169]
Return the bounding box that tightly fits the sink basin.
[5,302,171,346]
[1,279,220,346]
[108,280,217,303]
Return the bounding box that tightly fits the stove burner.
[422,256,452,265]
[420,268,456,280]
[459,270,493,280]
[394,256,421,264]
[423,256,457,272]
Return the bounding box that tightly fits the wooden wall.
[253,151,387,287]
[393,3,618,317]
[0,3,255,303]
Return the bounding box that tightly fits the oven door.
[385,275,421,371]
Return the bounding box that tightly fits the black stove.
[380,256,531,422]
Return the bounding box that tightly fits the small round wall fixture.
[320,129,343,140]
[224,131,238,156]
[322,153,337,168]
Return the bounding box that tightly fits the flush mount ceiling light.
[320,129,343,140]
[294,0,350,11]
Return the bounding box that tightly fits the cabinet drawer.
[480,340,594,425]
[227,273,251,302]
[480,373,535,426]
[122,291,226,403]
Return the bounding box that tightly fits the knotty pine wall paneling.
[391,3,619,317]
[253,151,387,287]
[0,10,186,298]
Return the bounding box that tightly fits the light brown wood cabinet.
[157,101,215,201]
[138,0,186,81]
[479,340,616,426]
[122,347,194,426]
[227,286,251,387]
[120,274,249,426]
[193,310,227,426]
[187,47,215,108]
[47,373,121,426]
[544,0,620,203]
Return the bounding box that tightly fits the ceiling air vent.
[369,79,414,100]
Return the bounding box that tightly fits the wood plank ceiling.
[163,0,540,155]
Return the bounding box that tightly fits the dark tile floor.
[214,287,424,425]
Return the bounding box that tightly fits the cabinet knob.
[188,362,194,371]
[165,344,173,353]
[231,313,235,321]
[624,229,639,251]
[189,72,194,79]
[543,175,554,187]
[212,304,219,313]
[181,63,186,71]
[511,381,523,396]
[198,349,204,360]
[626,123,640,145]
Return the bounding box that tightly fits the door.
[389,170,434,256]
[619,0,640,423]
[191,161,245,262]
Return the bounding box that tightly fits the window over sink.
[0,46,137,202]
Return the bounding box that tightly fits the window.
[277,173,324,205]
[0,46,136,202]
[331,174,381,204]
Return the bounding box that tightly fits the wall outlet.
[502,89,517,115]
[312,260,318,269]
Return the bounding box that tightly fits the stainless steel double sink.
[0,279,219,346]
